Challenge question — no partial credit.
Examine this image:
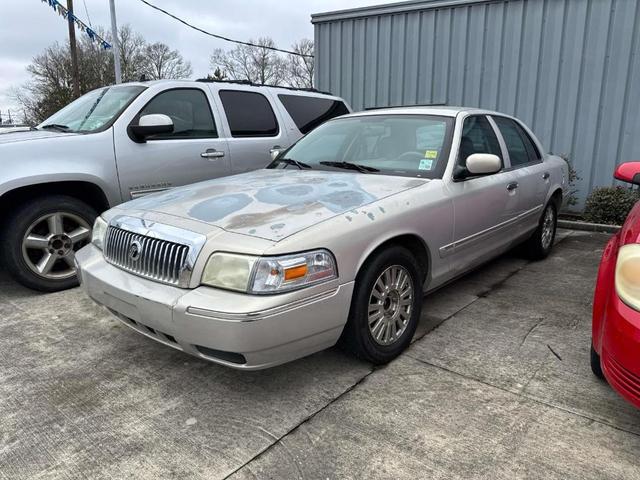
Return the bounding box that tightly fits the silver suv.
[0,80,350,291]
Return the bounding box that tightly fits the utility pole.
[109,0,122,83]
[67,0,81,98]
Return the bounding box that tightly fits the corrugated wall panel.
[313,0,640,208]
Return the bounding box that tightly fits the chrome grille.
[104,226,190,286]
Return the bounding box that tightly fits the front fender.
[0,130,121,206]
[593,233,620,352]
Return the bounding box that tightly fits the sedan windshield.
[270,114,454,178]
[38,85,145,133]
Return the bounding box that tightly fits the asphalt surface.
[1,230,639,479]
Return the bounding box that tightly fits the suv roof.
[195,78,333,96]
[113,78,336,97]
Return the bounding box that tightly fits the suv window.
[278,94,349,134]
[493,116,540,167]
[138,88,217,139]
[458,115,503,166]
[219,90,279,137]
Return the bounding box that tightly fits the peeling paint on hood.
[121,169,427,241]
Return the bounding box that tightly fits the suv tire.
[340,246,423,364]
[2,195,97,292]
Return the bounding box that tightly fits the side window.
[519,125,542,162]
[458,115,503,166]
[138,89,217,139]
[219,90,278,137]
[493,116,540,167]
[278,94,349,134]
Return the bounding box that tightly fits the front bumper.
[76,245,354,370]
[600,294,640,409]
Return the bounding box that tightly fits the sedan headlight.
[91,216,108,250]
[201,249,337,294]
[615,244,640,311]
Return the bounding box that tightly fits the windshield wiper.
[319,161,379,173]
[277,158,313,170]
[40,124,72,132]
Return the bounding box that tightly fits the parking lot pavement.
[2,230,639,479]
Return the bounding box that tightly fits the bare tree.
[13,25,193,123]
[210,37,286,85]
[13,34,112,124]
[142,42,193,80]
[285,39,314,88]
[117,24,147,82]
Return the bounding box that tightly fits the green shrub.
[558,154,580,208]
[584,186,640,225]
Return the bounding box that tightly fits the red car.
[592,162,640,408]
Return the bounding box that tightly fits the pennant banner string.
[41,0,112,49]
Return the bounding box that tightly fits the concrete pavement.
[1,230,639,479]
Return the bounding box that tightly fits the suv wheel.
[341,246,423,364]
[2,195,96,292]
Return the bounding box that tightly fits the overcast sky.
[0,0,391,120]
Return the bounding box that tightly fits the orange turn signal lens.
[284,264,307,281]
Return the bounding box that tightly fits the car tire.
[523,201,557,260]
[1,195,97,292]
[340,246,423,364]
[591,343,605,380]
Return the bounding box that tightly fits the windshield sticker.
[418,159,434,170]
[424,150,439,159]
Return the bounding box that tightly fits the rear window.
[219,90,278,137]
[278,94,349,134]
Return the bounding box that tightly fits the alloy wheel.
[541,206,555,250]
[367,265,414,346]
[21,212,91,280]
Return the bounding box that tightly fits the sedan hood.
[0,129,73,145]
[120,169,427,241]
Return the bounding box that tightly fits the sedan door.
[445,115,520,274]
[114,87,231,200]
[491,116,549,236]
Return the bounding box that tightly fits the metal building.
[312,0,640,208]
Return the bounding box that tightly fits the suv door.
[215,89,291,174]
[114,87,230,199]
[446,115,520,273]
[491,116,548,236]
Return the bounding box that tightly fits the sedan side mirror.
[466,153,502,175]
[614,162,640,186]
[129,114,174,142]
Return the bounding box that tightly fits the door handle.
[542,172,550,180]
[506,182,519,192]
[201,149,225,159]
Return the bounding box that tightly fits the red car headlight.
[616,244,640,311]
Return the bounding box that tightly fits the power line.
[82,0,92,26]
[136,0,313,58]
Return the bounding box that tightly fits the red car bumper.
[600,296,640,408]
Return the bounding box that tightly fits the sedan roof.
[345,106,502,118]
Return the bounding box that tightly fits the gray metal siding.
[313,0,640,208]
